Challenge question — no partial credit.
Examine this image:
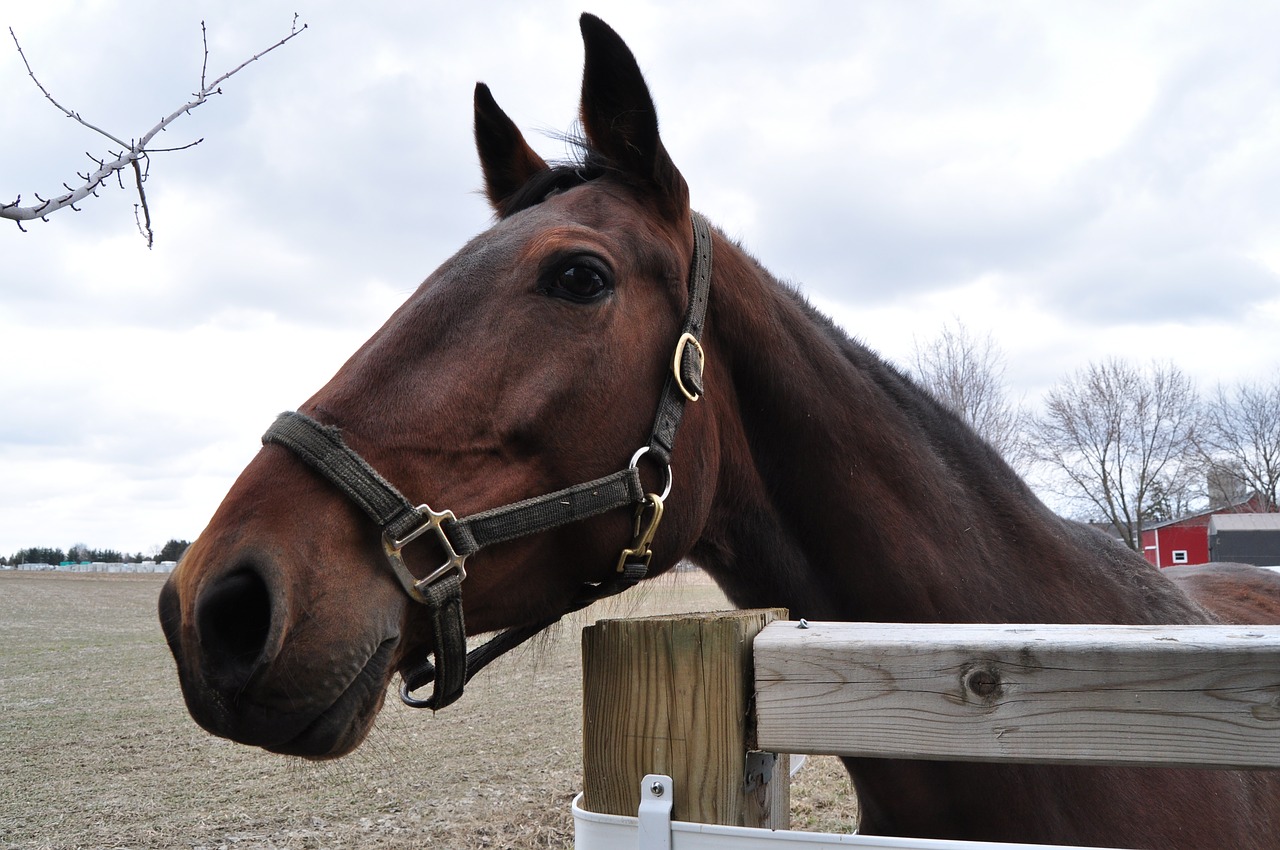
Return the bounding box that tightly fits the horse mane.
[732,241,1032,496]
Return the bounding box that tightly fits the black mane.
[782,276,1031,490]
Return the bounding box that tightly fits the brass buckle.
[616,493,664,573]
[382,504,467,604]
[671,332,704,402]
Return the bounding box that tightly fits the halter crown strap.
[261,211,714,711]
[648,212,712,464]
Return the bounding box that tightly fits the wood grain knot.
[963,666,1004,702]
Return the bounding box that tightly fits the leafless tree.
[3,17,306,246]
[910,319,1031,473]
[1031,358,1202,550]
[1197,376,1280,512]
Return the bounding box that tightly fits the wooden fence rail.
[580,611,1280,840]
[754,620,1280,770]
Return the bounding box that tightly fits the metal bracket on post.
[637,774,673,850]
[744,751,777,794]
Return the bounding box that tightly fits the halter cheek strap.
[262,409,651,709]
[261,212,713,711]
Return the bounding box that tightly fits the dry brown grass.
[0,570,856,849]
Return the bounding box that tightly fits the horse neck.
[693,241,1208,627]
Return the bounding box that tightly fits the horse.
[159,14,1280,848]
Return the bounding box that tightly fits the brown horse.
[159,14,1280,848]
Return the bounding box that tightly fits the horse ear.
[578,14,689,217]
[474,83,550,217]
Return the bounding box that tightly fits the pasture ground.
[0,571,857,849]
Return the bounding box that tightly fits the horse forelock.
[495,136,687,225]
[497,143,615,218]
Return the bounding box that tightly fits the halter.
[261,212,713,710]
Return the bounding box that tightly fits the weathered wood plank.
[582,609,789,827]
[754,621,1280,769]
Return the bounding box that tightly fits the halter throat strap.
[261,212,713,711]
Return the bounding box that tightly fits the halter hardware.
[672,332,705,402]
[382,504,466,604]
[616,493,664,574]
[262,212,713,712]
[628,446,673,502]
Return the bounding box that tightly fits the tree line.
[3,539,190,567]
[911,321,1279,551]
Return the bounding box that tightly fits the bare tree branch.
[1030,359,1202,548]
[1197,376,1280,511]
[132,157,153,248]
[3,17,307,243]
[910,319,1031,473]
[8,27,131,149]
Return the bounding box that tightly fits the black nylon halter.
[261,212,713,711]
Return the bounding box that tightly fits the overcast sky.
[2,2,1278,555]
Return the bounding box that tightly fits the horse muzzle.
[158,556,401,759]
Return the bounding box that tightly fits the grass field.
[0,571,857,849]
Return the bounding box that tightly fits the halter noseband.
[261,212,713,710]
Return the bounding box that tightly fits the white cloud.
[2,1,1278,553]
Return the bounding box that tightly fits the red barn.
[1141,494,1268,568]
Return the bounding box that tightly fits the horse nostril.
[196,569,274,687]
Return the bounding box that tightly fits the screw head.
[650,780,665,797]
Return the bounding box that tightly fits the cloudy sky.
[2,1,1278,556]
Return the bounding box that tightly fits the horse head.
[159,14,720,758]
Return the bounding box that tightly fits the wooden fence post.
[582,608,789,828]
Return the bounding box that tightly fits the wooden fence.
[579,610,1280,846]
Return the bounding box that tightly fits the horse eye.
[544,263,611,304]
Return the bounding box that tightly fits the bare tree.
[1197,376,1280,511]
[910,319,1030,472]
[1031,358,1201,550]
[3,17,306,246]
